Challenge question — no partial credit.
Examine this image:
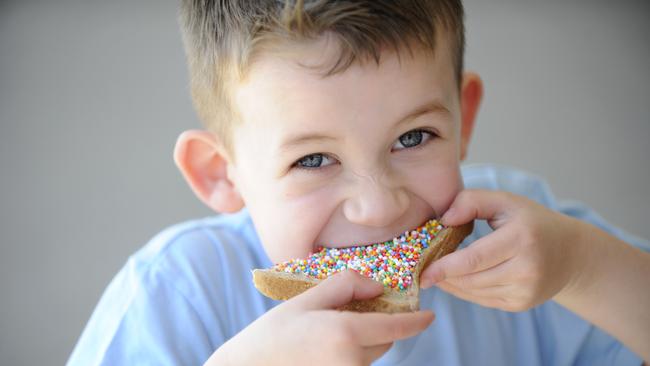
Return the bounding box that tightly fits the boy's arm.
[553,219,650,363]
[205,270,434,365]
[421,190,650,362]
[67,258,218,365]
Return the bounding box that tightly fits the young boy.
[68,1,650,365]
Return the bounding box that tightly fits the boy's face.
[224,36,475,263]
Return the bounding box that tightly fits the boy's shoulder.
[462,163,555,204]
[133,209,271,275]
[68,209,275,365]
[462,163,650,252]
[126,209,276,314]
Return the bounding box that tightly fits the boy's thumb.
[441,189,511,227]
[294,270,384,310]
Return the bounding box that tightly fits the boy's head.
[175,0,483,263]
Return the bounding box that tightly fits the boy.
[69,0,650,365]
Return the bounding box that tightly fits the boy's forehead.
[244,33,342,81]
[242,30,455,81]
[238,32,455,96]
[232,33,458,139]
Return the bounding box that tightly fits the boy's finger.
[436,280,515,311]
[420,227,515,286]
[436,279,499,304]
[293,270,384,310]
[442,257,513,290]
[343,310,435,346]
[442,189,518,227]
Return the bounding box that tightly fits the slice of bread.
[252,221,474,313]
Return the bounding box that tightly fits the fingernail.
[441,208,456,225]
[423,310,436,323]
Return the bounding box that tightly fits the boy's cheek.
[254,214,312,263]
[277,172,340,200]
[253,195,338,262]
[406,161,463,217]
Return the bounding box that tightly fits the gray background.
[1,0,648,364]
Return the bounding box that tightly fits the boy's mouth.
[313,217,437,251]
[276,219,444,290]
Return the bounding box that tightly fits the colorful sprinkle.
[273,219,443,291]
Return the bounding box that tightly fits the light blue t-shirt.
[68,164,648,365]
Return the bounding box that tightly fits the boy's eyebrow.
[279,133,338,152]
[396,99,450,127]
[279,100,449,151]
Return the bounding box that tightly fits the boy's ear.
[174,130,244,213]
[459,71,483,161]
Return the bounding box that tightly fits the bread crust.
[252,221,474,313]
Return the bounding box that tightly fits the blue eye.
[293,153,336,169]
[392,129,435,150]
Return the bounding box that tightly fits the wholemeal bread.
[252,220,473,313]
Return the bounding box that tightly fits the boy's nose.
[342,176,410,227]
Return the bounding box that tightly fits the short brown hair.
[179,0,465,153]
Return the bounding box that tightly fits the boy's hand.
[206,270,434,366]
[421,189,584,312]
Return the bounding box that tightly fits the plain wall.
[1,0,648,364]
